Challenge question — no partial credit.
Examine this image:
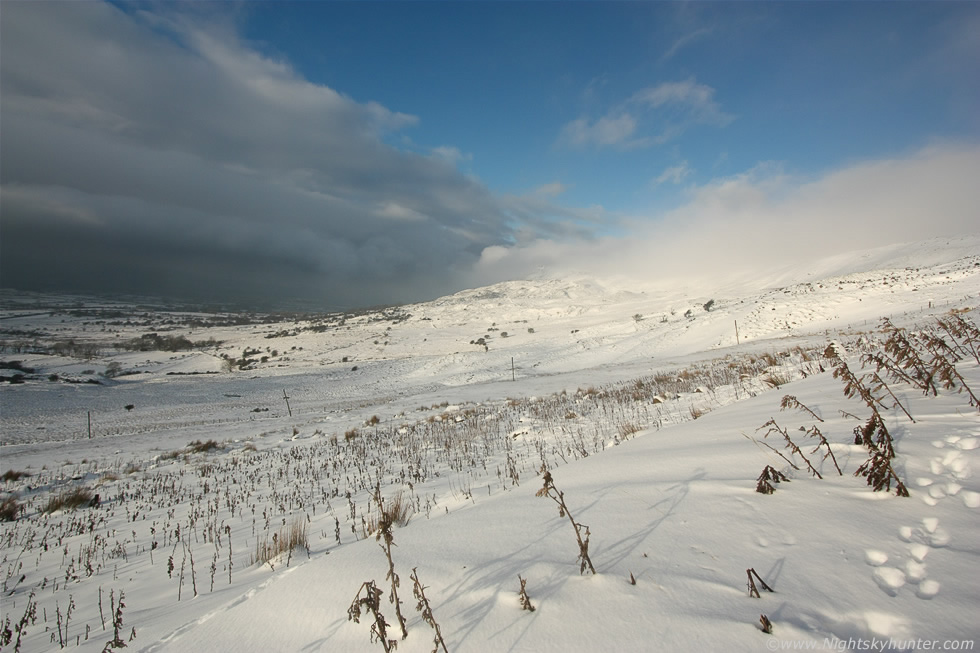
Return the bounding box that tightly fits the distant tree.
[703,299,715,312]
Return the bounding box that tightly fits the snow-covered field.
[1,236,978,652]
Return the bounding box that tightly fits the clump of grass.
[1,470,29,483]
[363,492,413,536]
[689,405,708,420]
[762,373,792,389]
[187,439,220,454]
[44,486,96,513]
[618,422,642,438]
[252,517,308,567]
[0,496,22,521]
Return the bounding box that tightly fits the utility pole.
[282,389,292,417]
[511,357,515,382]
[735,320,740,345]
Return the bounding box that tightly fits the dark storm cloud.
[0,1,522,308]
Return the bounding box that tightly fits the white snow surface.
[1,235,978,652]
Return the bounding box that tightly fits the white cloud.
[532,182,569,198]
[466,144,980,289]
[558,114,637,148]
[652,161,693,186]
[660,27,714,62]
[557,79,732,150]
[430,146,472,166]
[630,79,733,126]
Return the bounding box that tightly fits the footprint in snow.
[954,437,978,451]
[900,519,949,558]
[921,518,951,547]
[907,543,930,562]
[903,560,927,584]
[916,579,941,599]
[872,567,906,596]
[927,485,947,499]
[962,490,980,508]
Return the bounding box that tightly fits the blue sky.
[243,2,977,211]
[1,1,978,308]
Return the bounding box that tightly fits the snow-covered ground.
[1,235,978,652]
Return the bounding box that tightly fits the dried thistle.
[759,614,773,634]
[855,449,909,497]
[779,395,823,422]
[920,332,979,411]
[746,568,774,597]
[373,486,408,640]
[755,466,789,494]
[518,575,535,612]
[101,590,126,651]
[537,467,597,575]
[801,425,841,476]
[936,314,980,364]
[879,319,937,396]
[410,568,449,653]
[757,418,821,479]
[349,580,398,652]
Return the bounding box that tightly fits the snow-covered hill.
[1,235,978,652]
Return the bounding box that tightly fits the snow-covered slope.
[1,235,979,652]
